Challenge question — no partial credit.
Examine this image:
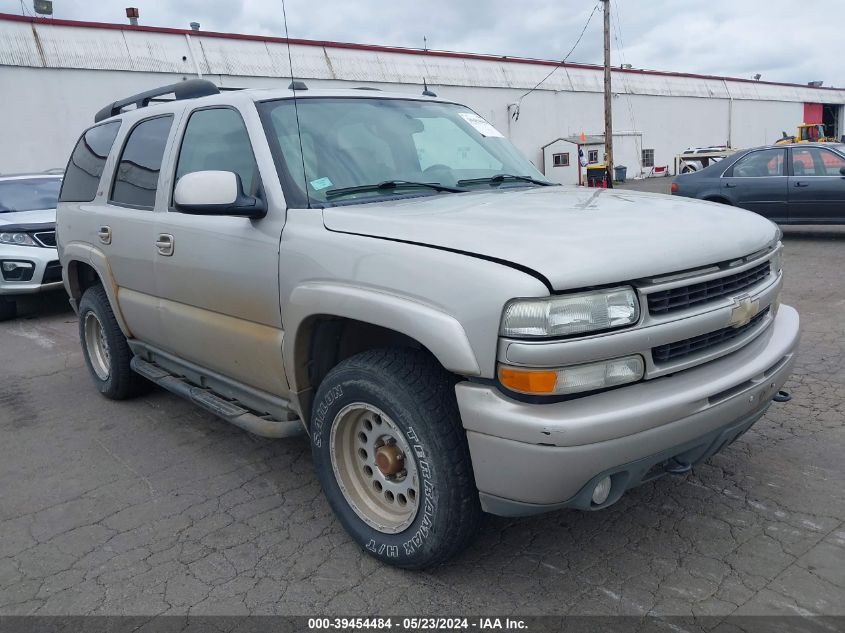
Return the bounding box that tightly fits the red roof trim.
[0,11,839,93]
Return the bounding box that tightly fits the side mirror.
[840,166,845,177]
[174,171,266,218]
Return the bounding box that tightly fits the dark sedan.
[671,143,845,224]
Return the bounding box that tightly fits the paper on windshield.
[458,112,504,138]
[310,177,333,191]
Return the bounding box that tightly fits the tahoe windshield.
[258,97,548,206]
[0,178,61,213]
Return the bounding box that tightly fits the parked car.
[0,172,63,320]
[671,143,845,223]
[58,80,799,569]
[677,145,733,174]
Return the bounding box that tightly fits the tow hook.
[773,389,792,403]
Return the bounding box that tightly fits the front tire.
[78,285,150,400]
[311,348,482,569]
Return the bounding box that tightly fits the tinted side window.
[792,147,845,176]
[111,116,173,209]
[175,108,258,194]
[730,149,784,178]
[818,149,845,175]
[59,121,121,203]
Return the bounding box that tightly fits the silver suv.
[57,80,800,569]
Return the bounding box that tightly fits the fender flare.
[61,241,133,337]
[283,282,481,394]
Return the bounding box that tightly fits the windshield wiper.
[457,174,554,187]
[325,180,467,199]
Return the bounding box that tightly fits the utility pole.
[602,0,614,184]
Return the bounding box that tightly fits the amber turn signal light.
[498,367,558,394]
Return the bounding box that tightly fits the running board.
[130,357,305,439]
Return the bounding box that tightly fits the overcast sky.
[2,0,841,86]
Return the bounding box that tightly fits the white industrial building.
[2,11,845,181]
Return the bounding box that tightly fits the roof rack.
[94,79,220,123]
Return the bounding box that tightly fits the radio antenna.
[281,0,311,207]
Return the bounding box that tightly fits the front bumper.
[456,304,800,516]
[0,243,62,296]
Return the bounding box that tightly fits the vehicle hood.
[322,186,778,291]
[0,208,56,227]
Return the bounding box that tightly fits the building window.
[588,150,599,164]
[642,149,655,168]
[552,152,570,167]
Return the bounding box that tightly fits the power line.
[515,3,601,105]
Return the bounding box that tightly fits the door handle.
[97,226,112,245]
[725,182,736,188]
[155,234,174,256]
[794,181,809,187]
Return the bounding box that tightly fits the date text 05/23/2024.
[308,617,528,631]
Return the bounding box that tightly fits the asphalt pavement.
[0,199,843,617]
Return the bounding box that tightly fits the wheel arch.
[284,283,480,423]
[62,243,132,336]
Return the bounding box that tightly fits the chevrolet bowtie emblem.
[729,294,760,328]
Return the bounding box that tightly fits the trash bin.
[614,165,627,183]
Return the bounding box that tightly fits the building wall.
[542,140,579,184]
[0,65,811,177]
[0,15,842,176]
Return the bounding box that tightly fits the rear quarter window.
[59,121,121,203]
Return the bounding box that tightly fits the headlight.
[500,287,639,338]
[771,244,783,274]
[499,355,645,396]
[0,232,37,247]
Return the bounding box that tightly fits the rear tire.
[311,348,482,569]
[0,297,17,321]
[78,284,150,400]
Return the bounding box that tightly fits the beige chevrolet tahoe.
[57,79,800,569]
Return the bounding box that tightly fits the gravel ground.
[0,213,843,617]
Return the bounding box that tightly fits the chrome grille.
[33,231,57,248]
[652,307,770,363]
[648,261,771,316]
